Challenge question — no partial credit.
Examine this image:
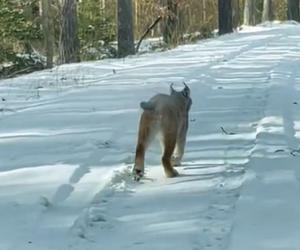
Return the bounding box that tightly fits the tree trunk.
[218,0,233,35]
[232,0,240,29]
[287,0,300,22]
[41,0,54,68]
[59,0,80,64]
[262,0,273,22]
[244,0,257,25]
[161,0,179,45]
[202,0,207,23]
[117,0,135,58]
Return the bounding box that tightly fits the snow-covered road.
[0,23,300,250]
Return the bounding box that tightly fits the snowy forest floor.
[1,22,300,250]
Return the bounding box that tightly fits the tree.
[59,0,80,64]
[273,1,286,20]
[77,0,116,46]
[202,0,207,23]
[41,0,54,68]
[117,0,135,58]
[244,0,257,25]
[287,0,300,22]
[161,0,180,45]
[218,0,233,35]
[232,0,241,29]
[262,0,273,22]
[0,0,42,66]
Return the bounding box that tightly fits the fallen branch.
[220,126,236,135]
[2,64,44,79]
[136,16,162,53]
[274,149,285,153]
[6,67,32,78]
[0,108,15,112]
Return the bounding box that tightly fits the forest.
[0,0,299,78]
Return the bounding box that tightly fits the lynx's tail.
[140,101,155,111]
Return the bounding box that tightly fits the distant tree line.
[0,0,299,77]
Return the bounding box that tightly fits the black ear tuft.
[182,82,190,97]
[183,82,190,90]
[170,83,176,94]
[182,89,189,98]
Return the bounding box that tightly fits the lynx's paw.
[165,168,179,178]
[133,168,144,182]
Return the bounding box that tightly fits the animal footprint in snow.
[88,207,107,223]
[39,196,51,208]
[69,166,90,184]
[52,184,74,204]
[96,140,113,149]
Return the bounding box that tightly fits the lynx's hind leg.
[161,130,179,178]
[172,136,186,166]
[172,119,188,166]
[133,112,156,180]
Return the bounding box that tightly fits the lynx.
[133,83,192,181]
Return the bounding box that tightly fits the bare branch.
[136,16,162,53]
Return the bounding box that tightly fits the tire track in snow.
[229,30,300,250]
[250,33,300,156]
[66,27,286,250]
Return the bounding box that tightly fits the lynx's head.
[170,82,192,112]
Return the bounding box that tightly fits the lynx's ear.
[170,83,176,94]
[182,82,190,98]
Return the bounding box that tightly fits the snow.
[230,157,300,250]
[1,22,300,250]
